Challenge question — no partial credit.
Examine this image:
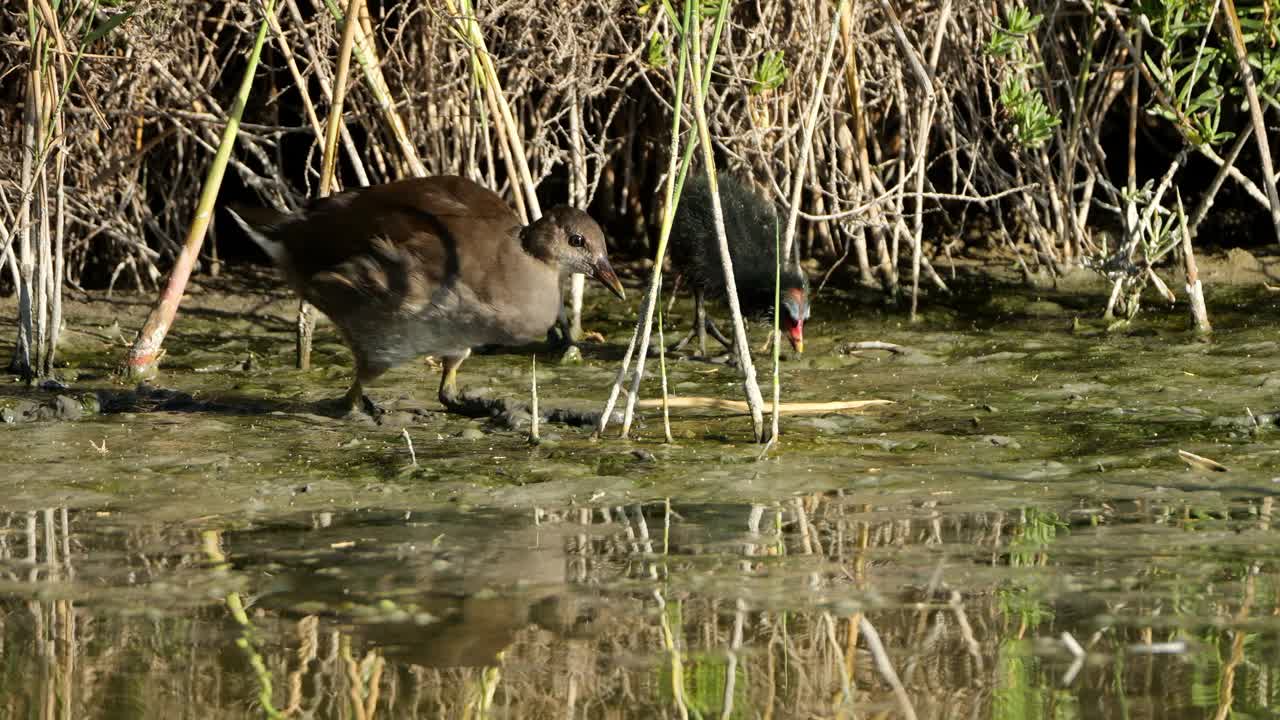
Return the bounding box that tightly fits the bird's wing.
[372,177,527,305]
[262,177,525,319]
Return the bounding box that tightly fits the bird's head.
[780,286,810,353]
[526,207,625,300]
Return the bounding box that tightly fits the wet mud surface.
[4,262,1280,718]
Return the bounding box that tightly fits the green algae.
[3,274,1280,716]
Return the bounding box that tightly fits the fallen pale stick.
[838,340,907,354]
[1178,449,1228,472]
[636,397,895,415]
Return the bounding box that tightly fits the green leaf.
[646,31,668,69]
[84,6,135,45]
[751,49,787,94]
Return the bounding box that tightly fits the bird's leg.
[671,329,693,352]
[342,379,365,414]
[704,316,735,352]
[695,289,708,358]
[341,363,387,418]
[549,300,576,349]
[335,352,389,417]
[437,349,472,406]
[663,275,696,354]
[553,290,607,346]
[757,329,774,355]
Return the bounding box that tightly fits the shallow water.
[4,271,1280,719]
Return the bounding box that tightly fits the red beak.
[784,317,804,353]
[783,288,806,353]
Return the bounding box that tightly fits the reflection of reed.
[6,509,76,720]
[1214,563,1259,720]
[1,495,1277,718]
[202,529,285,718]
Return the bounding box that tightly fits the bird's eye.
[568,233,586,248]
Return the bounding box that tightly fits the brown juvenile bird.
[227,176,625,413]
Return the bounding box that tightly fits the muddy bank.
[2,263,1280,718]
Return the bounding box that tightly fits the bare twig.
[1177,191,1211,334]
[1219,0,1280,244]
[122,1,277,380]
[636,397,893,414]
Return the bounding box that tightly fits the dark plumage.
[669,173,810,355]
[227,176,625,413]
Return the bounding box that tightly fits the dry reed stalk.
[689,0,766,441]
[637,397,892,414]
[11,0,80,379]
[445,0,542,218]
[13,1,40,377]
[121,2,277,380]
[1126,25,1140,242]
[0,218,11,282]
[50,94,65,379]
[910,0,953,320]
[601,0,699,439]
[469,49,528,222]
[841,5,893,289]
[770,220,781,444]
[266,5,364,187]
[1189,123,1253,236]
[656,297,674,444]
[296,0,364,372]
[1220,0,1280,245]
[282,0,370,187]
[1177,191,1211,334]
[567,91,588,342]
[780,0,847,265]
[877,0,940,318]
[317,0,425,177]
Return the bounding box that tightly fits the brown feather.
[230,176,617,403]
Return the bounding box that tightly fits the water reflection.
[2,494,1280,718]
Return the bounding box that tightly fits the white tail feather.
[226,207,289,265]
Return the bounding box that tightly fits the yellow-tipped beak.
[592,258,626,301]
[786,329,805,354]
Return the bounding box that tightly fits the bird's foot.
[439,386,507,418]
[669,327,696,355]
[546,319,575,348]
[665,336,721,363]
[333,393,382,421]
[559,344,584,364]
[708,351,738,367]
[548,322,604,352]
[547,325,589,364]
[438,384,459,409]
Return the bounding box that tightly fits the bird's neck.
[517,224,554,264]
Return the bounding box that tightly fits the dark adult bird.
[227,176,626,414]
[669,173,810,356]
